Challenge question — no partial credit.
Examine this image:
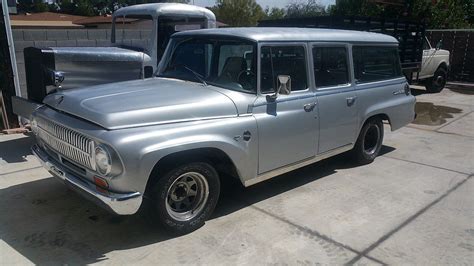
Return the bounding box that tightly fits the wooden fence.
[426,29,474,82]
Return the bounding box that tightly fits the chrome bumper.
[32,144,142,215]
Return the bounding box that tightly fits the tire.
[148,162,220,234]
[353,118,384,164]
[425,67,447,93]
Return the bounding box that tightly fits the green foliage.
[285,0,326,18]
[33,0,50,12]
[328,0,384,17]
[426,0,471,28]
[211,0,265,26]
[329,0,472,29]
[264,7,285,20]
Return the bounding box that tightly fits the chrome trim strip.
[32,145,142,215]
[244,144,353,187]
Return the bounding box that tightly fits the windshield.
[112,15,154,54]
[158,37,257,93]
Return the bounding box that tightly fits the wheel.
[425,67,447,93]
[148,162,220,234]
[353,118,384,164]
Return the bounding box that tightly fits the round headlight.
[95,145,112,176]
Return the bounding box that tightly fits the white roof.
[174,27,398,43]
[113,3,215,21]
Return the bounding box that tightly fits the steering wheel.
[237,70,256,91]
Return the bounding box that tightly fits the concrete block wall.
[12,28,147,98]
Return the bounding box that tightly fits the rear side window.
[353,46,402,83]
[260,45,308,93]
[313,46,349,87]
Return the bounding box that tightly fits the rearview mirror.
[267,75,292,101]
[436,40,442,50]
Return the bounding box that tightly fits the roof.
[173,27,399,43]
[73,15,136,26]
[113,3,215,21]
[10,12,86,28]
[10,12,86,21]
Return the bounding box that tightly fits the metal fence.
[426,29,474,82]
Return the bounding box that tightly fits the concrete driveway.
[1,85,473,265]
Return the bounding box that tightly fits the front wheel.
[352,118,384,164]
[425,67,447,93]
[148,162,220,234]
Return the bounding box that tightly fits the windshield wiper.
[182,65,208,86]
[164,64,207,86]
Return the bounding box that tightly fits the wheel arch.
[360,113,391,131]
[438,61,449,71]
[144,147,241,196]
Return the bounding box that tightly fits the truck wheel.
[149,162,220,234]
[425,67,447,93]
[353,118,384,164]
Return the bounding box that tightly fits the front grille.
[36,116,95,170]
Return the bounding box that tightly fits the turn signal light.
[93,176,108,189]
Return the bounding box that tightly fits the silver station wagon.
[31,28,416,233]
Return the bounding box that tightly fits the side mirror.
[267,75,291,101]
[436,40,442,50]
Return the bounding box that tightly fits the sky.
[191,0,336,9]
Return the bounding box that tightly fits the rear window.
[353,46,402,83]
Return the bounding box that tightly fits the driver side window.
[217,44,253,82]
[260,45,308,94]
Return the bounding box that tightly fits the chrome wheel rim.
[363,124,380,155]
[165,172,209,221]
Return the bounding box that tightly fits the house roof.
[10,12,86,21]
[10,12,86,28]
[73,15,136,26]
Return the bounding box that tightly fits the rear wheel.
[425,67,447,93]
[148,162,220,234]
[353,118,384,164]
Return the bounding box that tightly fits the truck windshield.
[112,15,154,53]
[158,37,257,94]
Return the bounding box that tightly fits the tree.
[328,0,382,17]
[211,0,265,27]
[285,0,326,18]
[264,7,285,20]
[329,0,472,29]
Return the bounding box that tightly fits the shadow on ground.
[0,145,395,264]
[0,133,35,163]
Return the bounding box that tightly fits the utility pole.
[1,0,22,130]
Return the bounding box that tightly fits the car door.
[252,43,319,174]
[312,44,358,154]
[419,37,437,78]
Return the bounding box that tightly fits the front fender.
[109,116,259,194]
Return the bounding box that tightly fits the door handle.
[303,102,316,112]
[346,96,357,106]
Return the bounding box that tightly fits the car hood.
[43,78,238,130]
